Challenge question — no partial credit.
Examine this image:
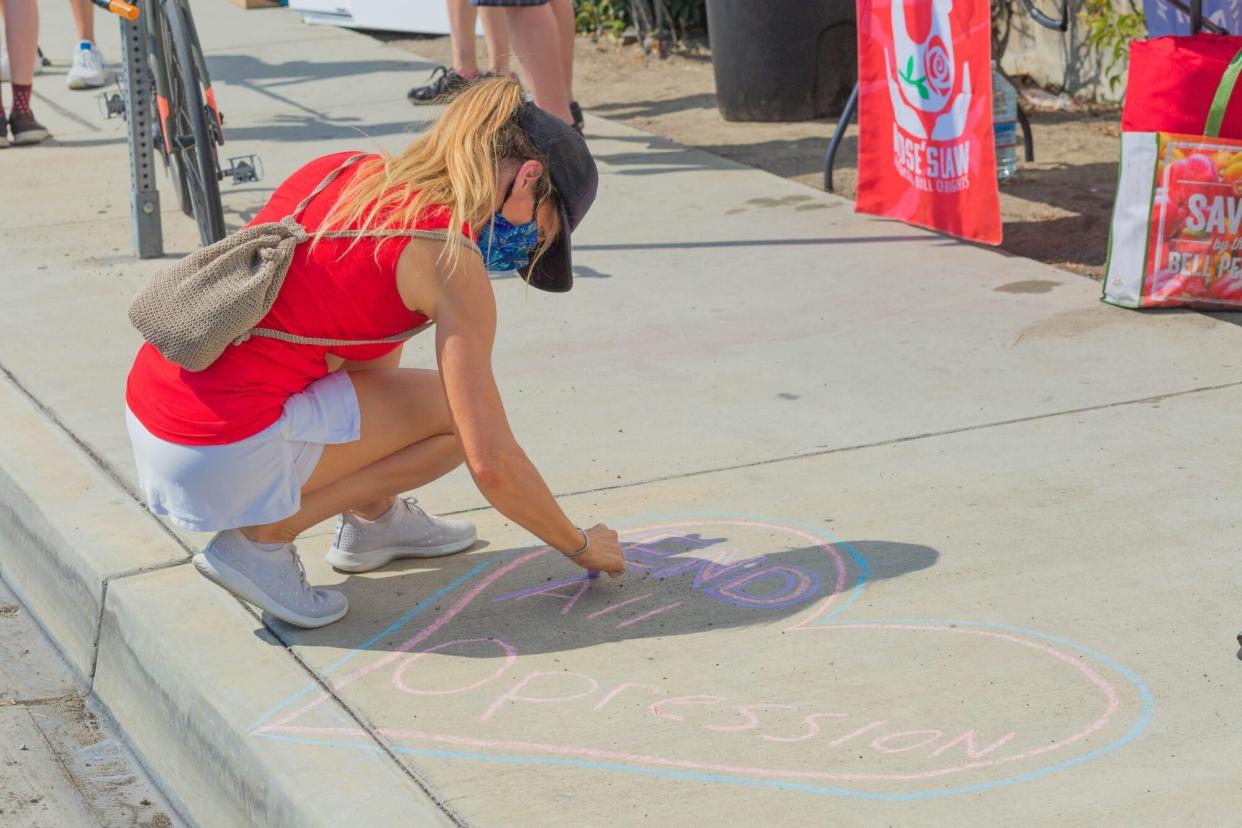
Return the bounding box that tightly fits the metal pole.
[1017,104,1035,162]
[1190,0,1203,33]
[823,83,859,193]
[120,12,163,258]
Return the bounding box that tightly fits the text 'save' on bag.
[1105,37,1242,308]
[127,153,481,371]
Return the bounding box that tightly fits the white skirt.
[125,370,361,531]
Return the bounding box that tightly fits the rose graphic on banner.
[885,0,972,140]
[857,0,1001,245]
[923,39,953,97]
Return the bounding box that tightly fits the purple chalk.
[587,570,601,579]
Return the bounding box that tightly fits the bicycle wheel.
[145,8,193,217]
[161,0,225,245]
[168,149,194,217]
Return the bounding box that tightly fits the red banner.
[855,0,1002,245]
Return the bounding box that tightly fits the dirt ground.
[389,33,1122,281]
[0,583,178,827]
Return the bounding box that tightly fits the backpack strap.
[290,152,371,220]
[233,320,433,348]
[288,152,483,256]
[317,226,482,255]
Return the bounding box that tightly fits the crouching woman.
[124,78,625,628]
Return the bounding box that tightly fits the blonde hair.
[315,77,561,273]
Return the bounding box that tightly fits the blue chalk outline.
[254,512,1152,800]
[248,558,498,732]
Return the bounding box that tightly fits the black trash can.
[706,0,856,122]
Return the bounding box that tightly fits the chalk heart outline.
[255,513,1152,799]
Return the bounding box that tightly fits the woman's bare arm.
[396,240,624,575]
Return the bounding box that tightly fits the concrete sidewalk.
[2,1,1241,825]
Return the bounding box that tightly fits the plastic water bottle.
[992,62,1018,182]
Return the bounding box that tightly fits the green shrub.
[573,0,708,42]
[1079,0,1145,92]
[575,0,627,37]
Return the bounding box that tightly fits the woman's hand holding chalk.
[566,524,625,578]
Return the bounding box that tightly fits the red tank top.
[126,151,464,445]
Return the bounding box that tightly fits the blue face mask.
[478,212,540,273]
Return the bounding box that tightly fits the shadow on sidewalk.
[206,55,430,86]
[278,535,939,657]
[203,54,434,124]
[591,93,717,119]
[219,114,430,144]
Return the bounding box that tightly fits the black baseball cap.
[515,102,598,292]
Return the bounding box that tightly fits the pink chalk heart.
[256,514,1150,800]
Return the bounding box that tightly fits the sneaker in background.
[0,113,9,149]
[1,44,47,81]
[67,40,107,89]
[408,66,475,105]
[9,111,50,146]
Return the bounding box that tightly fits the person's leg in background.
[448,0,481,77]
[446,0,511,77]
[478,6,510,77]
[502,0,572,125]
[67,0,107,90]
[1,0,51,145]
[0,1,43,85]
[549,0,580,130]
[410,0,510,104]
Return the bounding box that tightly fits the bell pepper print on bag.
[1143,138,1242,306]
[1105,36,1242,308]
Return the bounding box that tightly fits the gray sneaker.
[326,497,477,573]
[193,530,348,628]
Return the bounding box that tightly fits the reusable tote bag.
[1104,45,1242,308]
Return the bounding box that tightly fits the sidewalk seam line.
[87,580,108,683]
[5,206,225,234]
[264,624,472,827]
[440,378,1242,514]
[107,559,192,583]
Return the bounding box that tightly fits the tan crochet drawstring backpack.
[128,153,481,371]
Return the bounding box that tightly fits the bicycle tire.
[145,9,193,218]
[169,149,194,217]
[162,0,225,245]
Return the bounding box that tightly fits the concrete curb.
[0,371,458,827]
[0,370,187,676]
